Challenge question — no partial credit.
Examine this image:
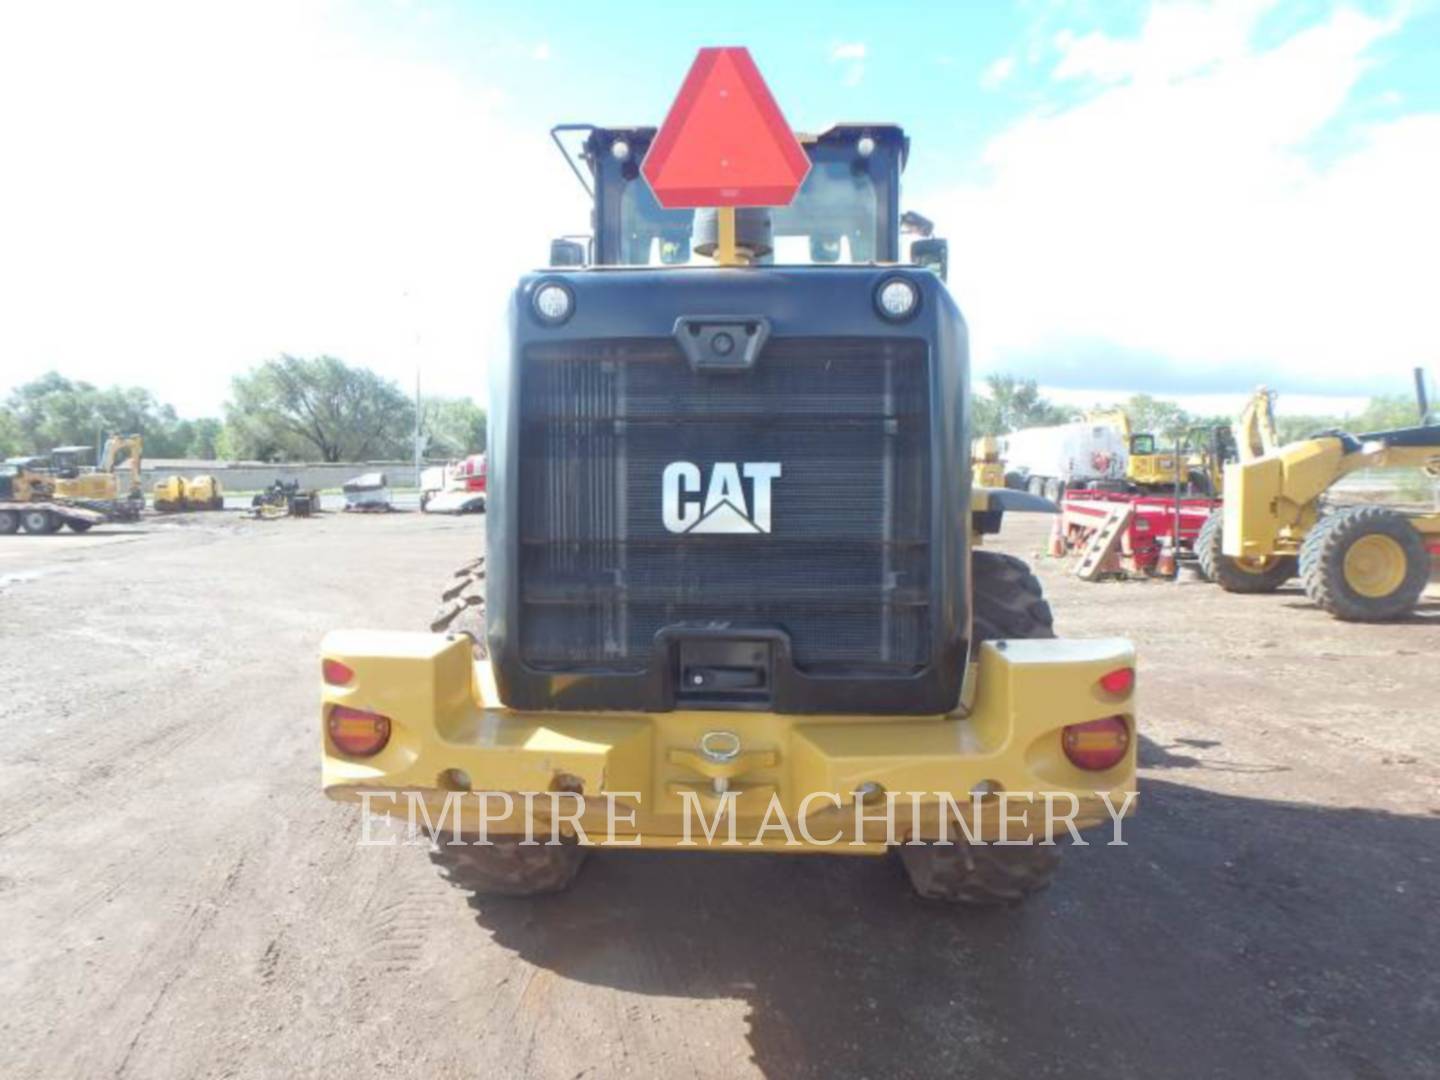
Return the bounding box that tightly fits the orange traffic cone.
[1048,516,1067,558]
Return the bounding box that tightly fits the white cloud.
[981,56,1016,90]
[531,41,551,61]
[0,1,583,416]
[926,2,1439,398]
[830,42,866,86]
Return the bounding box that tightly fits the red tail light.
[328,706,391,757]
[322,659,354,686]
[1063,716,1130,771]
[1098,666,1135,696]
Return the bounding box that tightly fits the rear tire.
[1195,509,1295,593]
[903,556,1060,905]
[971,550,1055,642]
[897,842,1061,906]
[430,835,586,897]
[1301,506,1429,621]
[0,509,18,535]
[431,555,487,649]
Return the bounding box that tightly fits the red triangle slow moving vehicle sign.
[641,47,811,209]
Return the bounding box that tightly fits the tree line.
[2,362,1419,463]
[972,374,1423,444]
[0,357,486,464]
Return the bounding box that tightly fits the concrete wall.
[139,460,424,492]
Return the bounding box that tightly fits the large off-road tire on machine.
[0,509,19,535]
[895,549,1061,906]
[429,835,586,897]
[1300,506,1430,621]
[1195,508,1295,593]
[427,555,592,896]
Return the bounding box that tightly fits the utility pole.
[414,368,423,488]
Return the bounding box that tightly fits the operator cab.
[549,123,947,276]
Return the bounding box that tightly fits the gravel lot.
[1,509,1436,1078]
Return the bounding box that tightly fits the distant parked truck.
[421,454,486,514]
[1001,421,1128,500]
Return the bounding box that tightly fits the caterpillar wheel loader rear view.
[320,48,1137,904]
[1200,375,1440,619]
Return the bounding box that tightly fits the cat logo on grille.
[662,461,781,534]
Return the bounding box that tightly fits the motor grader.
[320,48,1137,904]
[1200,377,1440,619]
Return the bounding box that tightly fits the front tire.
[1301,506,1430,621]
[1196,509,1295,593]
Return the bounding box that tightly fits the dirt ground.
[1,510,1437,1079]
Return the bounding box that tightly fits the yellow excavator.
[50,435,145,519]
[1201,375,1440,620]
[1087,409,1230,494]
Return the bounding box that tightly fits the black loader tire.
[901,556,1060,904]
[1196,509,1295,593]
[971,550,1055,642]
[431,555,487,652]
[430,835,586,897]
[1301,505,1430,621]
[897,842,1061,906]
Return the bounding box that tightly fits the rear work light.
[1063,716,1130,771]
[328,706,391,758]
[1098,666,1135,696]
[322,658,354,686]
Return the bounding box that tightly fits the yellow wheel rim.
[1233,555,1279,575]
[1342,534,1407,598]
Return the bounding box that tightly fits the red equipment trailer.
[1061,488,1219,576]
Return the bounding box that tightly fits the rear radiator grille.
[518,337,931,674]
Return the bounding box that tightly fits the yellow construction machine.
[153,474,225,511]
[970,436,1006,488]
[319,50,1137,905]
[50,435,145,520]
[1088,409,1229,494]
[1203,376,1440,619]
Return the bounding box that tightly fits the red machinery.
[1061,488,1219,576]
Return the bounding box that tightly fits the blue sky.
[2,0,1438,417]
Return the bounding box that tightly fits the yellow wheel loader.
[320,50,1137,903]
[1209,376,1440,619]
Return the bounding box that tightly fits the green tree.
[421,397,487,456]
[973,375,1077,435]
[224,356,414,462]
[2,371,216,458]
[0,408,22,457]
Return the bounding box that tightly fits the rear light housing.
[322,658,354,686]
[327,706,391,758]
[1062,715,1130,771]
[1098,666,1135,696]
